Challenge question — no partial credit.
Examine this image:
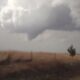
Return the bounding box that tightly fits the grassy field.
[0,51,80,80]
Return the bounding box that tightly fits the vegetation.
[0,51,80,80]
[67,45,76,57]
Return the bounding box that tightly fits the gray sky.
[0,0,80,53]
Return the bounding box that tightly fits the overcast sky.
[0,0,80,53]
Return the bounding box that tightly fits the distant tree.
[67,45,76,57]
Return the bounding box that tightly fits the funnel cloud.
[0,0,80,39]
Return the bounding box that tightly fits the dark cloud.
[11,4,76,39]
[67,0,80,28]
[0,1,80,39]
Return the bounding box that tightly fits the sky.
[0,0,80,53]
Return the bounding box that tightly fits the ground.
[0,51,80,80]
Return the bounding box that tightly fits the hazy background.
[0,0,80,53]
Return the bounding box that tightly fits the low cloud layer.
[0,0,80,39]
[0,30,80,53]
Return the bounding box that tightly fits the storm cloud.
[0,0,80,39]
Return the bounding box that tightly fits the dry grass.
[0,51,80,80]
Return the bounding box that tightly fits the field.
[0,51,80,80]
